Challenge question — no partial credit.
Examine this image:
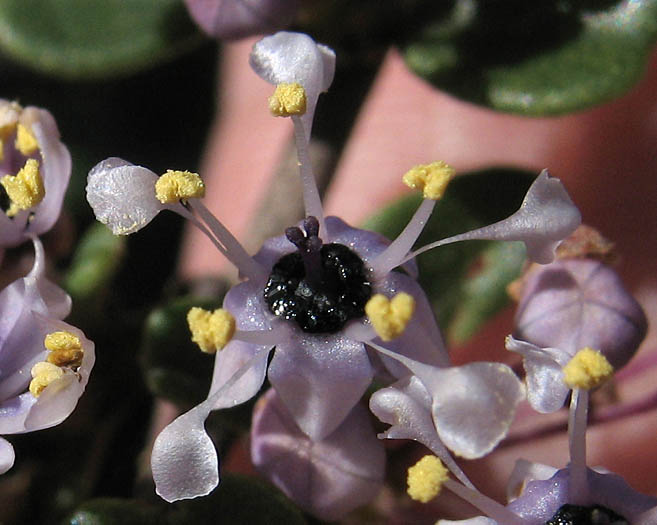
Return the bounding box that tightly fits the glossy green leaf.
[140,295,225,407]
[363,168,533,342]
[168,473,307,525]
[402,0,657,115]
[64,222,126,302]
[0,0,203,79]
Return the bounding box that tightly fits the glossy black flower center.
[264,217,372,334]
[545,503,628,524]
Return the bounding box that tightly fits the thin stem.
[568,388,590,505]
[291,116,326,237]
[188,199,266,281]
[444,479,526,525]
[371,199,435,279]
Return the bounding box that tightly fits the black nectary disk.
[545,503,628,524]
[264,243,372,333]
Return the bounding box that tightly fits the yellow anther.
[268,83,307,117]
[365,292,415,341]
[563,347,614,390]
[29,362,65,397]
[45,331,84,368]
[407,455,449,503]
[402,161,455,200]
[1,158,44,216]
[15,123,38,156]
[155,170,205,204]
[187,307,236,353]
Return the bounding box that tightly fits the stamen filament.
[291,115,326,238]
[371,198,436,278]
[568,388,590,505]
[187,199,266,281]
[444,479,526,525]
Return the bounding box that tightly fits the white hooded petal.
[0,437,15,474]
[249,31,335,139]
[505,336,571,414]
[422,362,525,459]
[423,171,581,265]
[151,400,219,502]
[86,158,167,235]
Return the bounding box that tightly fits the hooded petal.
[506,459,558,502]
[151,399,219,502]
[251,389,385,521]
[250,32,335,140]
[0,437,14,474]
[86,158,173,235]
[268,329,373,441]
[419,171,580,265]
[185,0,298,40]
[369,375,471,486]
[419,362,525,459]
[505,336,571,413]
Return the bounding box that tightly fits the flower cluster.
[0,100,94,474]
[83,31,602,521]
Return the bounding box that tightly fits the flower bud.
[514,259,647,370]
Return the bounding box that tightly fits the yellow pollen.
[0,158,44,216]
[155,170,205,204]
[407,455,449,503]
[29,362,65,397]
[15,123,38,155]
[268,83,307,117]
[365,292,415,341]
[45,331,84,368]
[563,347,614,390]
[187,307,236,353]
[402,161,455,200]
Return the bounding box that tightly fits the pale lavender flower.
[0,238,95,474]
[250,388,385,521]
[0,101,71,249]
[86,31,581,506]
[184,0,299,40]
[507,259,647,414]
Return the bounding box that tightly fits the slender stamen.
[568,388,590,505]
[291,115,326,237]
[234,326,287,346]
[187,199,266,281]
[444,479,526,525]
[371,198,436,278]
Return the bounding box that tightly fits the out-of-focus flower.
[86,31,581,512]
[507,258,647,414]
[184,0,299,40]
[250,388,385,521]
[0,238,95,474]
[0,101,71,249]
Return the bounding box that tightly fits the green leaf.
[64,222,126,302]
[363,168,533,342]
[0,0,204,79]
[140,295,224,407]
[67,498,164,525]
[168,473,307,525]
[402,0,657,115]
